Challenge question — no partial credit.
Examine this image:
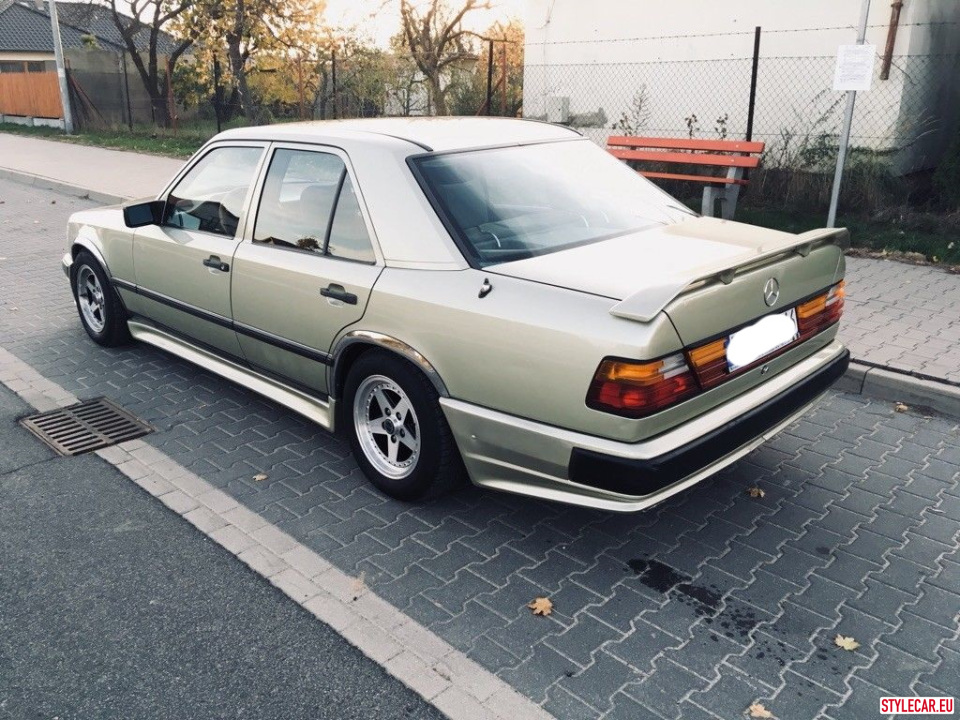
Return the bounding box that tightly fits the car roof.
[215,117,582,153]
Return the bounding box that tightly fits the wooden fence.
[0,71,62,119]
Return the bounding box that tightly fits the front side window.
[413,139,692,267]
[164,146,263,237]
[254,149,375,263]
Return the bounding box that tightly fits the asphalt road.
[0,383,444,720]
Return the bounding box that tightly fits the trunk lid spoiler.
[609,228,849,323]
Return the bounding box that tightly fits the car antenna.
[478,278,493,298]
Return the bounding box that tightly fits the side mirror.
[123,200,164,228]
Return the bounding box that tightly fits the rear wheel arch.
[330,331,449,403]
[340,347,465,500]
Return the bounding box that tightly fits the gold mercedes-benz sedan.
[62,117,849,511]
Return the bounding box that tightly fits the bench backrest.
[607,136,765,170]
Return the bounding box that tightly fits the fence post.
[501,41,507,116]
[297,55,305,119]
[166,57,177,131]
[47,0,74,133]
[331,49,338,119]
[827,0,872,228]
[212,55,222,134]
[121,50,133,131]
[486,38,494,116]
[746,26,761,141]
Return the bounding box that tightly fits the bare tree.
[398,0,489,115]
[104,0,194,126]
[183,0,323,122]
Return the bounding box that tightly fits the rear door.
[230,145,382,394]
[133,142,266,358]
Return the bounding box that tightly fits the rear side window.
[164,146,263,237]
[253,148,376,263]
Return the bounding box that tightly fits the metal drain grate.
[20,397,152,456]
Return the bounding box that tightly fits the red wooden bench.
[606,136,765,219]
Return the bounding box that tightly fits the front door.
[133,143,266,358]
[231,146,382,394]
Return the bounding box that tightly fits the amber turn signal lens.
[688,339,727,367]
[798,280,844,333]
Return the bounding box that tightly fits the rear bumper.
[568,347,849,496]
[440,340,849,512]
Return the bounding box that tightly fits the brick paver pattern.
[843,259,960,385]
[1,178,958,719]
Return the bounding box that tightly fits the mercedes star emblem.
[763,278,780,307]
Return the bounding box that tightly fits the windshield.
[413,139,693,267]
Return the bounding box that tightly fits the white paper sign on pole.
[833,44,876,92]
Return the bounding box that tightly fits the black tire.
[70,250,130,347]
[343,350,465,501]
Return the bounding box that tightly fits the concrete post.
[47,0,75,133]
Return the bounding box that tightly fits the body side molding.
[127,320,336,431]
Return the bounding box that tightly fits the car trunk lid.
[488,217,847,345]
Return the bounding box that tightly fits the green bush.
[933,121,960,210]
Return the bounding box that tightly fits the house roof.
[0,0,179,55]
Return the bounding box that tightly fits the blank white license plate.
[726,309,799,372]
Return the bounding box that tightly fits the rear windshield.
[412,139,692,267]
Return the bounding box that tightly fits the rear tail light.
[588,280,846,418]
[586,353,698,418]
[797,280,845,334]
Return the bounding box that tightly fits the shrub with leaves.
[933,121,960,210]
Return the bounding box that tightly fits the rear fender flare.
[330,330,449,401]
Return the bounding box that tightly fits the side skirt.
[127,320,336,432]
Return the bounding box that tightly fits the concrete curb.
[0,346,555,720]
[841,360,960,418]
[0,166,128,205]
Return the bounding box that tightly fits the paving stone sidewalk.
[843,259,960,386]
[2,163,959,718]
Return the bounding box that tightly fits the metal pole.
[47,0,74,133]
[485,39,494,116]
[212,56,222,134]
[121,50,133,131]
[297,55,305,119]
[166,57,177,131]
[827,0,871,228]
[331,49,338,119]
[500,41,507,116]
[746,26,761,141]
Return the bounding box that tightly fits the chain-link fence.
[523,24,960,179]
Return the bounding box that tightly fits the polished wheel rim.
[77,265,106,333]
[353,375,420,479]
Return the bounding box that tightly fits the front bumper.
[61,252,73,278]
[440,340,849,512]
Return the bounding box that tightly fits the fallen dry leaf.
[528,597,553,616]
[351,572,366,600]
[252,472,268,482]
[748,486,766,498]
[747,702,774,719]
[835,634,860,651]
[894,402,909,413]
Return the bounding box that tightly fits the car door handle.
[203,255,229,272]
[320,284,358,305]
